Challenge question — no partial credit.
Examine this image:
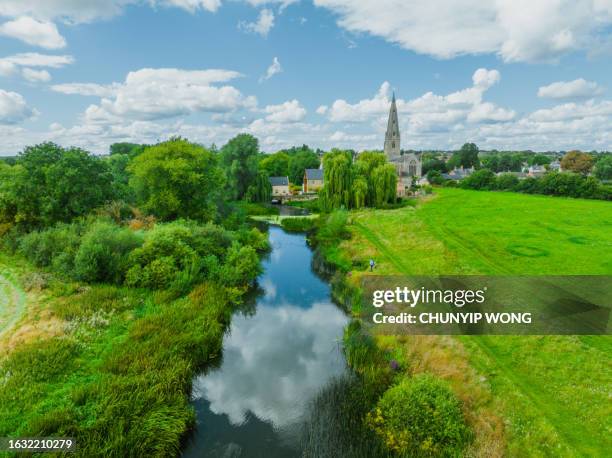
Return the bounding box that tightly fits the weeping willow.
[321,150,397,210]
[246,170,272,203]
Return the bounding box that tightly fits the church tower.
[384,92,400,158]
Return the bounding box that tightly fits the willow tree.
[352,176,368,209]
[246,170,272,203]
[320,150,353,211]
[371,163,397,208]
[355,151,386,206]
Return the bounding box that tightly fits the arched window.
[409,160,416,176]
[392,142,395,149]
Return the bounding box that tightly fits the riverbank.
[314,188,612,456]
[0,215,269,457]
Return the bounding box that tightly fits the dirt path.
[0,270,26,337]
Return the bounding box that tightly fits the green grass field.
[341,188,612,457]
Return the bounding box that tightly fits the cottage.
[549,160,561,172]
[303,168,324,193]
[269,176,290,197]
[527,165,547,177]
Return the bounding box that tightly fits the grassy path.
[0,269,25,337]
[349,203,609,456]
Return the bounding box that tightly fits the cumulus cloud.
[259,56,282,82]
[0,53,73,82]
[263,99,306,123]
[538,78,605,99]
[51,82,121,97]
[60,68,256,122]
[0,89,37,124]
[314,0,612,63]
[21,68,51,82]
[0,16,66,49]
[239,8,275,36]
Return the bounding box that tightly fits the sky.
[1,0,612,155]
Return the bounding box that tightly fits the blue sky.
[1,0,612,154]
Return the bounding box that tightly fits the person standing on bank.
[369,259,376,272]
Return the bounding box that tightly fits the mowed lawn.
[342,188,612,457]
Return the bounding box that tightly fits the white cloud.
[0,16,66,49]
[313,0,612,63]
[316,105,328,115]
[51,82,121,97]
[260,56,282,82]
[263,99,306,123]
[0,53,73,82]
[0,53,74,68]
[239,8,275,36]
[21,68,51,82]
[538,78,605,99]
[160,0,222,13]
[0,89,37,124]
[64,68,256,122]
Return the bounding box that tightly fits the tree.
[460,169,496,190]
[371,164,397,207]
[427,169,445,185]
[422,158,447,174]
[110,142,146,157]
[560,151,593,175]
[128,138,224,221]
[220,134,260,200]
[594,155,612,181]
[259,152,289,177]
[355,152,386,205]
[529,154,551,166]
[246,170,272,203]
[287,149,319,185]
[5,143,113,228]
[320,150,353,211]
[458,143,480,168]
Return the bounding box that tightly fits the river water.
[182,224,349,457]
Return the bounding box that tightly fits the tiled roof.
[305,168,323,180]
[269,176,289,186]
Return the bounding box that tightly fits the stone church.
[384,92,421,196]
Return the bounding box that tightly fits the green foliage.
[288,149,320,185]
[215,242,261,287]
[259,152,289,177]
[220,133,260,200]
[281,217,316,233]
[422,158,447,175]
[105,153,134,202]
[321,151,397,211]
[594,154,612,181]
[460,169,497,190]
[17,221,85,275]
[368,374,471,456]
[128,138,224,221]
[426,170,445,185]
[109,142,146,157]
[495,173,520,190]
[74,221,143,284]
[457,142,480,168]
[3,143,114,228]
[245,169,272,203]
[320,150,354,211]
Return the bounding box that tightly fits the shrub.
[460,169,496,190]
[495,173,519,191]
[281,217,316,233]
[18,222,83,273]
[368,374,471,456]
[74,221,143,284]
[316,210,349,245]
[215,242,261,287]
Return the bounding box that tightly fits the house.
[269,176,290,197]
[303,168,324,193]
[527,165,547,177]
[549,160,561,172]
[447,166,475,180]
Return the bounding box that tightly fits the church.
[384,93,422,196]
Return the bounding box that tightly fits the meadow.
[337,188,612,456]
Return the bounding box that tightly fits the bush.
[74,221,143,284]
[368,374,470,456]
[460,169,496,190]
[495,173,519,191]
[215,242,261,287]
[316,210,349,245]
[18,222,84,273]
[281,217,316,233]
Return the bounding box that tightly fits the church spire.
[384,91,400,158]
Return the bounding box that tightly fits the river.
[182,224,349,457]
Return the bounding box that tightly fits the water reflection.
[183,226,348,457]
